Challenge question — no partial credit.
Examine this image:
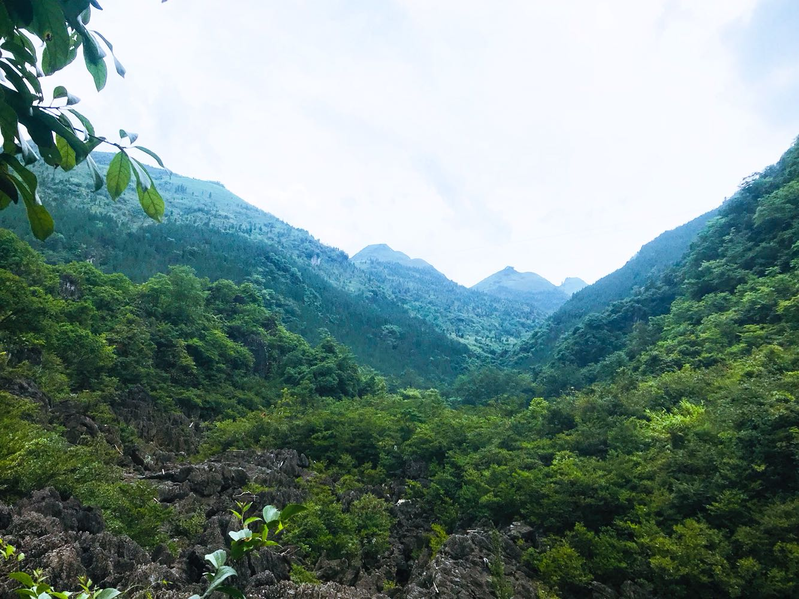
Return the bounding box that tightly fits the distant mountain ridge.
[351,244,436,271]
[1,153,471,386]
[350,246,544,356]
[508,207,720,369]
[472,267,585,314]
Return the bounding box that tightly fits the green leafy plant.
[1,539,120,599]
[429,523,449,557]
[188,550,243,599]
[289,564,320,584]
[0,0,166,240]
[228,500,307,560]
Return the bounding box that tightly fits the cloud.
[55,0,798,286]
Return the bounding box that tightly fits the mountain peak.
[351,244,435,270]
[472,267,573,314]
[559,277,588,296]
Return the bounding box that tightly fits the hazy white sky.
[56,0,799,286]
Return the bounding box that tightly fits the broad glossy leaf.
[204,549,227,569]
[106,151,131,200]
[128,157,150,191]
[31,1,71,74]
[92,30,125,77]
[0,3,14,37]
[8,571,34,587]
[279,503,307,520]
[56,135,77,170]
[133,145,166,169]
[0,171,19,204]
[93,589,121,599]
[119,129,137,143]
[228,528,252,542]
[82,35,107,91]
[53,85,80,105]
[5,153,38,195]
[67,108,95,138]
[86,155,103,191]
[205,566,237,596]
[0,101,18,153]
[5,0,33,27]
[22,191,53,240]
[262,505,280,524]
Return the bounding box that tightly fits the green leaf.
[53,86,80,105]
[215,586,245,599]
[86,155,103,191]
[205,566,238,596]
[133,145,166,169]
[9,571,34,587]
[56,135,77,170]
[243,516,262,527]
[0,100,18,154]
[205,549,227,570]
[5,0,33,26]
[138,183,164,223]
[130,157,150,191]
[0,171,19,204]
[91,30,125,77]
[31,1,71,75]
[5,152,39,195]
[228,529,252,542]
[262,505,281,524]
[119,129,137,144]
[106,151,131,200]
[67,108,95,138]
[82,35,107,91]
[93,588,121,599]
[279,504,307,520]
[23,197,54,240]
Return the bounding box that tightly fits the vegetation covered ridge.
[0,138,798,596]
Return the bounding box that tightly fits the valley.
[2,138,799,598]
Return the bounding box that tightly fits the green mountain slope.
[508,208,719,373]
[516,139,798,398]
[0,154,470,385]
[351,246,544,356]
[472,266,572,313]
[2,139,798,598]
[351,243,436,270]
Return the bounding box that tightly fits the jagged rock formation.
[0,459,541,598]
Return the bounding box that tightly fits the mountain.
[508,208,719,371]
[351,248,544,356]
[2,139,798,598]
[0,154,470,386]
[558,276,587,295]
[351,244,436,270]
[472,266,570,313]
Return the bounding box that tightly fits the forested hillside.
[472,266,578,314]
[352,246,544,357]
[1,139,798,598]
[507,208,719,383]
[0,155,470,386]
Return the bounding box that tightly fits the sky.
[54,0,799,286]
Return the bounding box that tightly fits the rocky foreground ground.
[0,449,542,598]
